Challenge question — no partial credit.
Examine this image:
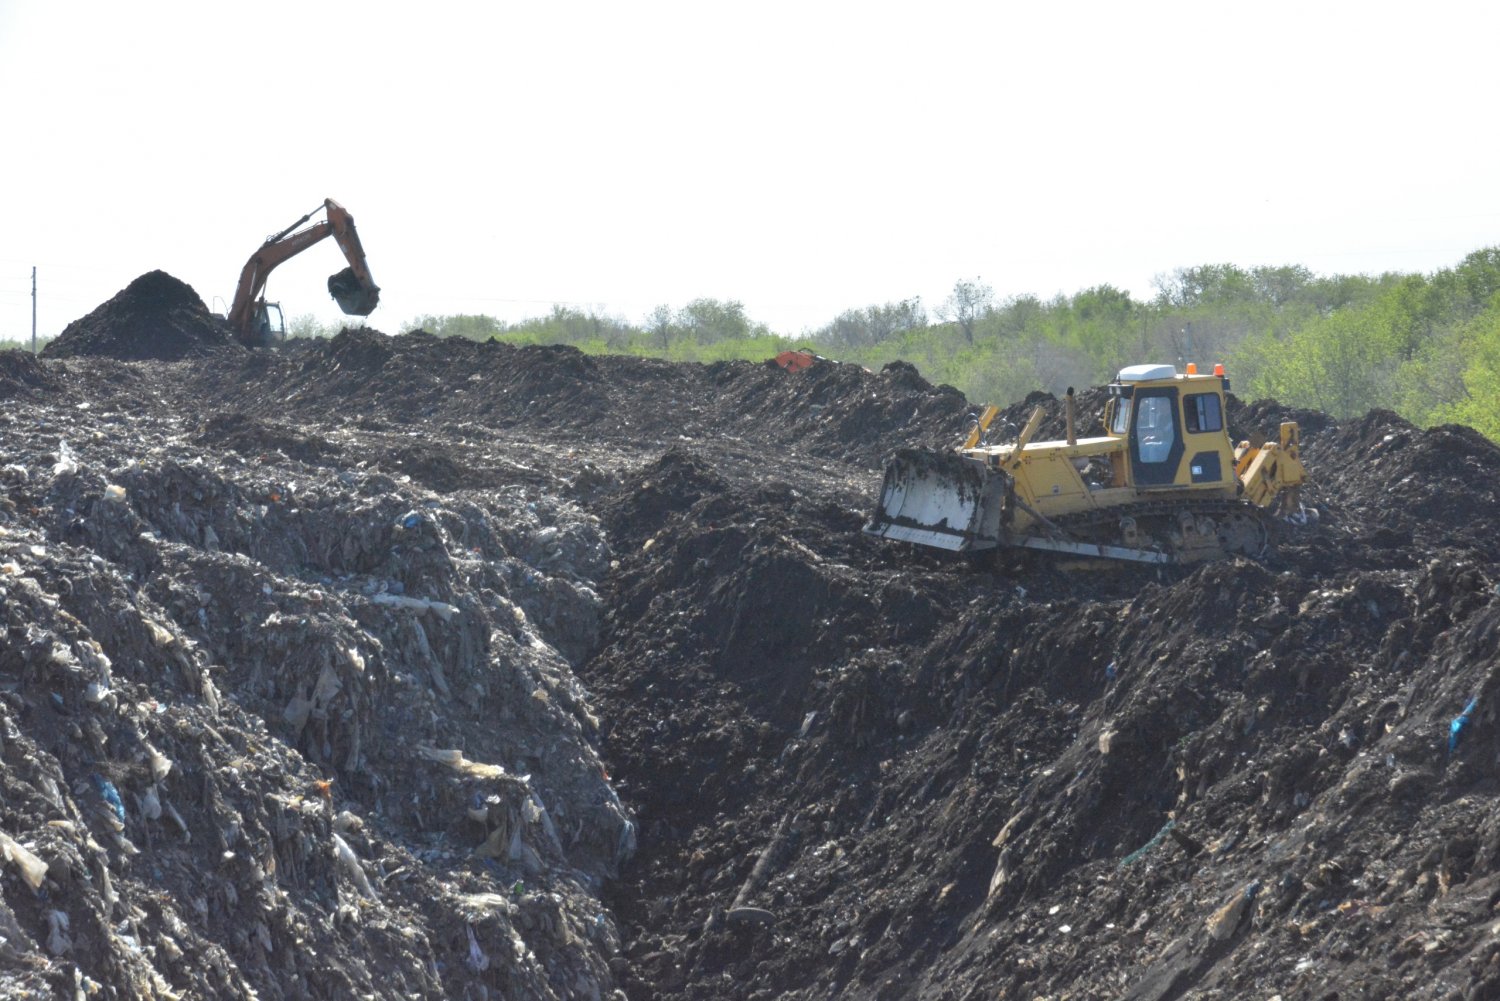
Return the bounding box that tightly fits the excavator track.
[1022,498,1274,564]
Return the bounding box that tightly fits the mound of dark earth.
[42,270,240,361]
[0,348,58,398]
[6,332,1500,1000]
[190,330,971,467]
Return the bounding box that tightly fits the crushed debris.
[5,272,1500,999]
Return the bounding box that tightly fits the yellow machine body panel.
[959,373,1243,529]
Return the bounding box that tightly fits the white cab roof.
[1116,364,1177,382]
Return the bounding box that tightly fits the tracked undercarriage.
[1019,498,1275,564]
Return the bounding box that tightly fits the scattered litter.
[465,924,491,972]
[332,833,379,901]
[93,775,126,824]
[46,910,71,955]
[1450,696,1479,754]
[0,830,48,889]
[416,745,508,780]
[371,592,459,621]
[1120,820,1176,867]
[726,906,776,926]
[52,441,78,476]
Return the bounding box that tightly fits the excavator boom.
[227,198,380,346]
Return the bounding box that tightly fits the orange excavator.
[227,198,380,346]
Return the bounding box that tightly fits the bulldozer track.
[1039,497,1275,562]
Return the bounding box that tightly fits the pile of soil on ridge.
[0,348,57,398]
[43,270,241,361]
[1302,408,1500,559]
[187,333,972,468]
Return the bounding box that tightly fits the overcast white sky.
[3,1,1498,341]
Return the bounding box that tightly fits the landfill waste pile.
[4,273,1500,1000]
[41,272,241,362]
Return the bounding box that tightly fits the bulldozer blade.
[863,448,999,551]
[328,267,381,316]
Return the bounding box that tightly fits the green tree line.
[385,246,1500,439]
[18,247,1494,439]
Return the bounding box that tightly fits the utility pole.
[31,266,37,354]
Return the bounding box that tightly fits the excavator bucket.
[863,448,1001,551]
[327,267,381,316]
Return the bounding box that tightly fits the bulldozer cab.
[1106,365,1232,492]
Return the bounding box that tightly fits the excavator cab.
[252,302,286,343]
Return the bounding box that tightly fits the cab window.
[1111,397,1132,435]
[1184,393,1222,433]
[1135,395,1175,463]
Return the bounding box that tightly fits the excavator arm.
[227,198,380,345]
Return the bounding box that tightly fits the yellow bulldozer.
[864,363,1307,564]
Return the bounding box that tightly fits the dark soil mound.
[0,348,57,398]
[190,335,972,467]
[1229,395,1337,444]
[715,358,971,464]
[42,270,240,361]
[193,411,341,463]
[1303,409,1500,558]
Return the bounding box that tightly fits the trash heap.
[10,275,1500,999]
[0,392,633,999]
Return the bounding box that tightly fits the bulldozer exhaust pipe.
[1065,387,1077,446]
